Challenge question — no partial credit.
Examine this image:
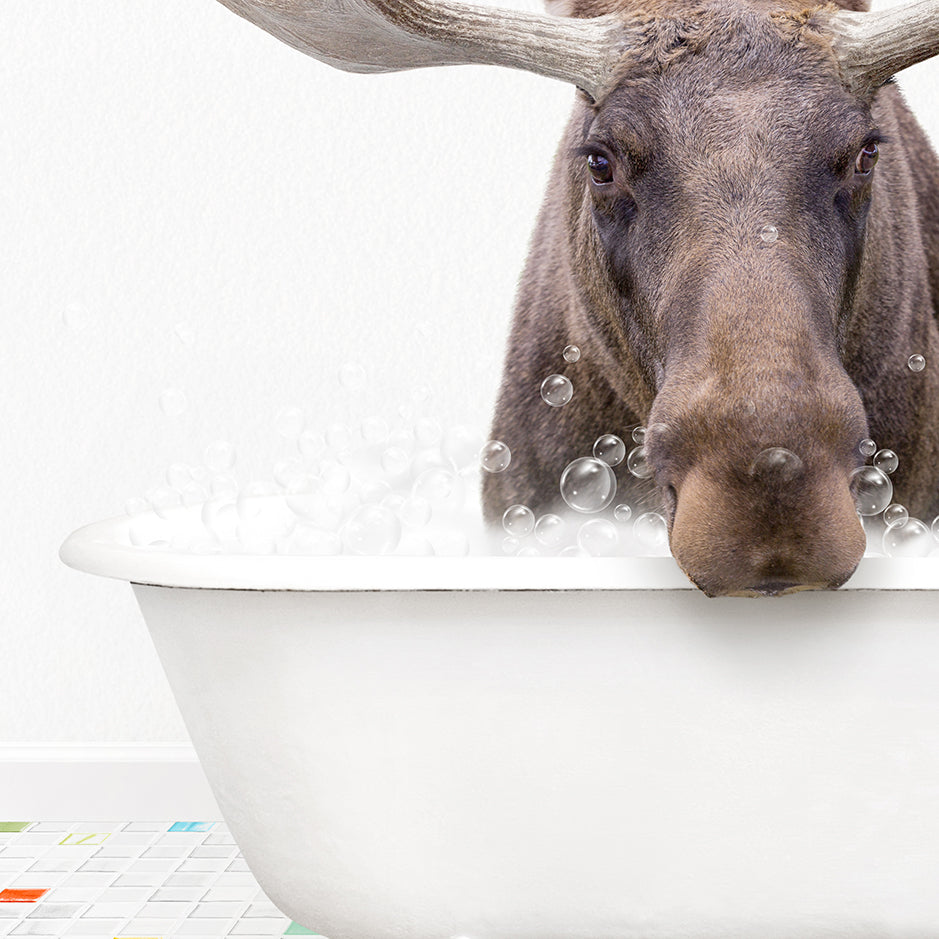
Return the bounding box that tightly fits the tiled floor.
[0,822,321,938]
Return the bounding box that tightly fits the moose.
[216,0,939,595]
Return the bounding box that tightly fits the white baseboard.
[0,744,222,821]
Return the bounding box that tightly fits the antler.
[820,0,939,94]
[216,0,628,101]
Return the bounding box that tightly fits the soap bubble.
[626,445,653,479]
[159,388,188,417]
[286,476,341,528]
[541,374,574,408]
[559,457,617,513]
[593,434,626,466]
[342,504,401,555]
[858,438,877,458]
[201,499,238,544]
[873,449,898,475]
[759,224,779,245]
[613,503,632,523]
[398,495,432,528]
[326,423,353,453]
[415,417,443,448]
[361,416,389,444]
[298,430,327,462]
[749,447,803,483]
[502,535,520,556]
[205,439,236,473]
[534,513,566,547]
[413,467,464,510]
[577,518,619,556]
[850,465,893,516]
[381,446,411,477]
[321,461,351,495]
[502,504,535,537]
[559,545,587,557]
[430,530,470,557]
[633,512,669,550]
[124,497,149,517]
[288,525,341,556]
[179,483,205,507]
[883,517,932,557]
[908,354,926,372]
[339,362,367,390]
[632,426,646,444]
[210,474,239,500]
[147,486,180,519]
[932,516,939,542]
[442,425,482,471]
[563,344,581,363]
[480,440,511,473]
[273,458,306,489]
[883,503,909,528]
[518,546,541,557]
[237,481,277,521]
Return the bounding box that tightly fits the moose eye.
[586,152,614,185]
[855,141,879,176]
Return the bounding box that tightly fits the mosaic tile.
[0,823,326,939]
[229,921,289,935]
[0,890,48,903]
[25,902,84,917]
[64,922,123,936]
[60,834,111,847]
[10,919,72,935]
[284,926,320,936]
[0,827,30,835]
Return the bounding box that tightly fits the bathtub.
[61,510,939,939]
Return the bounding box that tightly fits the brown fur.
[485,0,939,594]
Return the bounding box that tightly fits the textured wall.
[2,0,937,741]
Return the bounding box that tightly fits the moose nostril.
[748,447,804,483]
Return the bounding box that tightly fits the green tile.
[0,823,30,832]
[284,924,319,935]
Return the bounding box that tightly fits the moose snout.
[646,374,869,597]
[665,459,866,597]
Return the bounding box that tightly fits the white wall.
[3,0,937,742]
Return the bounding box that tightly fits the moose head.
[215,0,939,595]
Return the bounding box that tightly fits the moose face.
[570,9,874,594]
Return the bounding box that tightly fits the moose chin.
[216,0,939,595]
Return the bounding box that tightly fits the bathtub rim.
[60,513,939,592]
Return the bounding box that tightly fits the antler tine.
[216,0,627,101]
[821,0,939,95]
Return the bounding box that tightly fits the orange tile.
[0,888,48,902]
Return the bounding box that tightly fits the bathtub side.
[132,582,939,939]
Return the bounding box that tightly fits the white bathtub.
[61,512,939,939]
